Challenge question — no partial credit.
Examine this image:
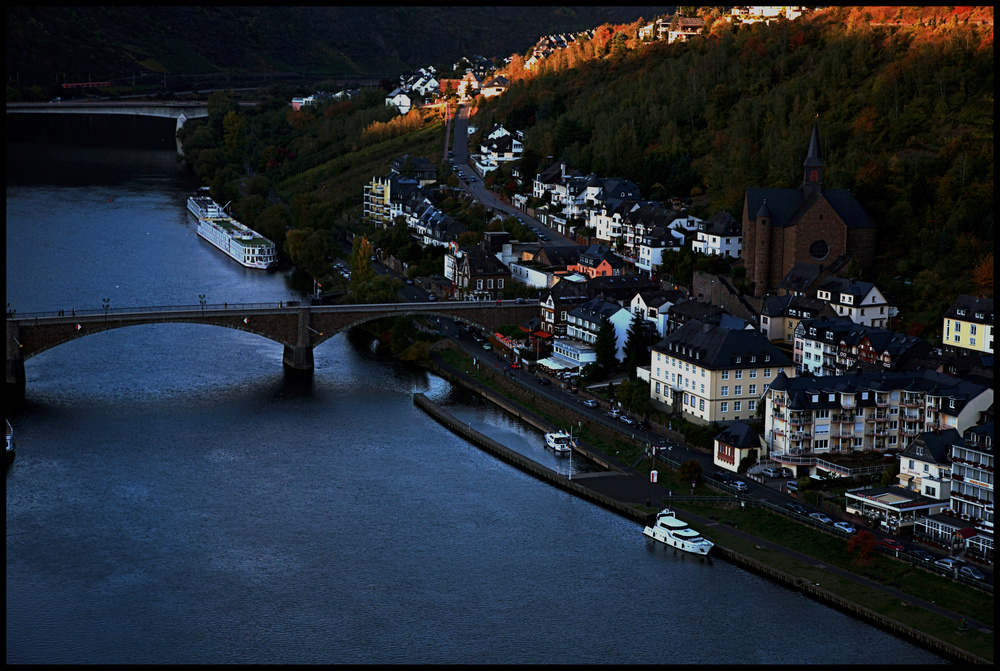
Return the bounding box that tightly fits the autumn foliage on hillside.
[477,6,993,338]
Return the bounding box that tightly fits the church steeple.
[801,117,823,195]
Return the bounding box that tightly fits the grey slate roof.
[745,186,876,230]
[568,297,626,330]
[900,429,961,465]
[700,210,741,236]
[765,369,992,416]
[943,295,994,324]
[715,420,761,450]
[655,319,793,369]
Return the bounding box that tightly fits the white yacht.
[643,508,714,555]
[544,431,573,454]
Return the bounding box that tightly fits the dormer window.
[957,309,966,316]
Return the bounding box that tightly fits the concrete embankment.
[708,544,989,664]
[413,393,645,523]
[414,390,990,665]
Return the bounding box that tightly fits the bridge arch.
[7,301,538,397]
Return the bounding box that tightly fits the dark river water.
[5,114,947,663]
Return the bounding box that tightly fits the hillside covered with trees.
[174,7,989,340]
[477,6,993,337]
[6,6,668,96]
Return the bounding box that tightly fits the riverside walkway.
[426,349,992,662]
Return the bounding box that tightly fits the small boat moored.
[6,419,14,464]
[544,430,574,454]
[643,508,714,555]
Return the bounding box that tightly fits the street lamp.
[102,297,110,315]
[198,294,206,312]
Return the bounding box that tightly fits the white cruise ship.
[187,195,276,269]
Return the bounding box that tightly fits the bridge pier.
[281,307,315,373]
[6,320,26,400]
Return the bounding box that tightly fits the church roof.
[746,186,876,230]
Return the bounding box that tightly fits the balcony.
[871,415,890,423]
[789,416,813,426]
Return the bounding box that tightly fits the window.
[720,402,728,413]
[721,386,729,397]
[655,382,660,394]
[764,368,772,378]
[926,486,936,497]
[487,279,494,289]
[735,370,743,379]
[498,279,504,289]
[699,399,705,411]
[735,386,742,396]
[749,384,757,396]
[748,400,756,411]
[908,460,914,469]
[476,279,483,289]
[700,384,705,393]
[750,369,757,378]
[721,370,729,380]
[955,322,961,333]
[734,401,741,412]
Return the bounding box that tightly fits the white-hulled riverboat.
[187,195,276,269]
[544,431,574,454]
[643,508,714,555]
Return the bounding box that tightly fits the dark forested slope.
[6,6,671,88]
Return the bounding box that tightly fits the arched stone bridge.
[6,300,538,396]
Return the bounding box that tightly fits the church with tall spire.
[741,119,876,296]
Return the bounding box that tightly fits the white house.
[566,297,632,362]
[385,88,412,114]
[814,277,897,329]
[691,210,742,258]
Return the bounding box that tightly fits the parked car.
[537,377,551,385]
[482,344,492,351]
[714,471,734,484]
[635,420,651,431]
[761,467,782,478]
[809,512,833,525]
[785,503,807,515]
[833,522,857,534]
[619,415,636,426]
[933,557,960,572]
[786,480,799,492]
[909,549,935,563]
[427,294,437,301]
[515,297,525,304]
[509,362,521,370]
[779,467,794,478]
[606,409,620,419]
[882,538,905,552]
[582,399,598,408]
[731,480,748,492]
[960,565,986,581]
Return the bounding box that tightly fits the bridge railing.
[7,301,292,320]
[6,299,538,321]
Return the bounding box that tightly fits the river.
[5,114,947,663]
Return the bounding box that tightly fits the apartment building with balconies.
[915,422,993,565]
[763,370,993,467]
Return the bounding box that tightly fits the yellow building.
[942,295,994,355]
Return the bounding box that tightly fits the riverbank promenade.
[425,350,992,663]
